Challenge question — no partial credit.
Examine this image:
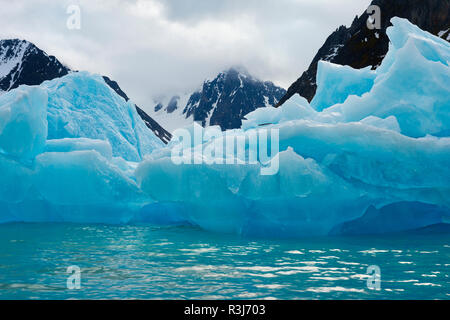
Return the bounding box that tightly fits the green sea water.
[0,223,448,300]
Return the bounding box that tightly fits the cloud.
[0,0,371,112]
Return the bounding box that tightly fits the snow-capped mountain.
[277,0,450,106]
[0,39,171,143]
[152,67,286,131]
[0,39,69,92]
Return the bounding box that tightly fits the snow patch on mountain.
[438,29,450,41]
[0,40,30,89]
[149,93,194,133]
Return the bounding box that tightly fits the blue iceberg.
[43,72,164,161]
[0,18,449,237]
[0,72,158,224]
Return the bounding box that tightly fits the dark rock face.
[102,76,131,101]
[183,68,286,130]
[277,0,450,106]
[0,39,69,91]
[0,39,171,144]
[166,96,180,114]
[135,106,172,144]
[154,103,164,112]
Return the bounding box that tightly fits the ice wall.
[311,63,376,111]
[0,18,449,237]
[0,72,162,224]
[43,72,164,161]
[0,86,47,159]
[135,18,450,236]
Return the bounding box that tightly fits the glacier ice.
[134,17,450,236]
[330,202,450,236]
[0,71,161,224]
[0,148,147,224]
[311,63,376,112]
[0,86,47,160]
[241,94,316,131]
[43,71,164,161]
[0,18,449,237]
[45,138,113,159]
[318,18,450,138]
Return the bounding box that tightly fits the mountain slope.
[153,68,286,131]
[150,93,194,133]
[277,0,450,106]
[0,39,171,143]
[0,39,69,92]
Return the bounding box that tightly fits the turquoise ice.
[0,18,449,237]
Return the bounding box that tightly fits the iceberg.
[311,63,376,112]
[134,18,450,236]
[0,18,449,237]
[319,18,450,138]
[0,147,147,224]
[43,71,164,161]
[0,71,161,224]
[0,86,47,160]
[45,138,113,159]
[330,202,450,236]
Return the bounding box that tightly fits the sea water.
[0,223,448,300]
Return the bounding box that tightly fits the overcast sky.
[0,0,371,112]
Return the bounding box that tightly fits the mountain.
[0,39,69,92]
[152,67,286,131]
[277,0,450,106]
[185,68,286,130]
[0,39,171,143]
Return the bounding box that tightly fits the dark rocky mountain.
[0,39,69,91]
[155,68,286,131]
[277,0,450,106]
[0,39,171,143]
[185,68,286,130]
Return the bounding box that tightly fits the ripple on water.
[0,223,448,299]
